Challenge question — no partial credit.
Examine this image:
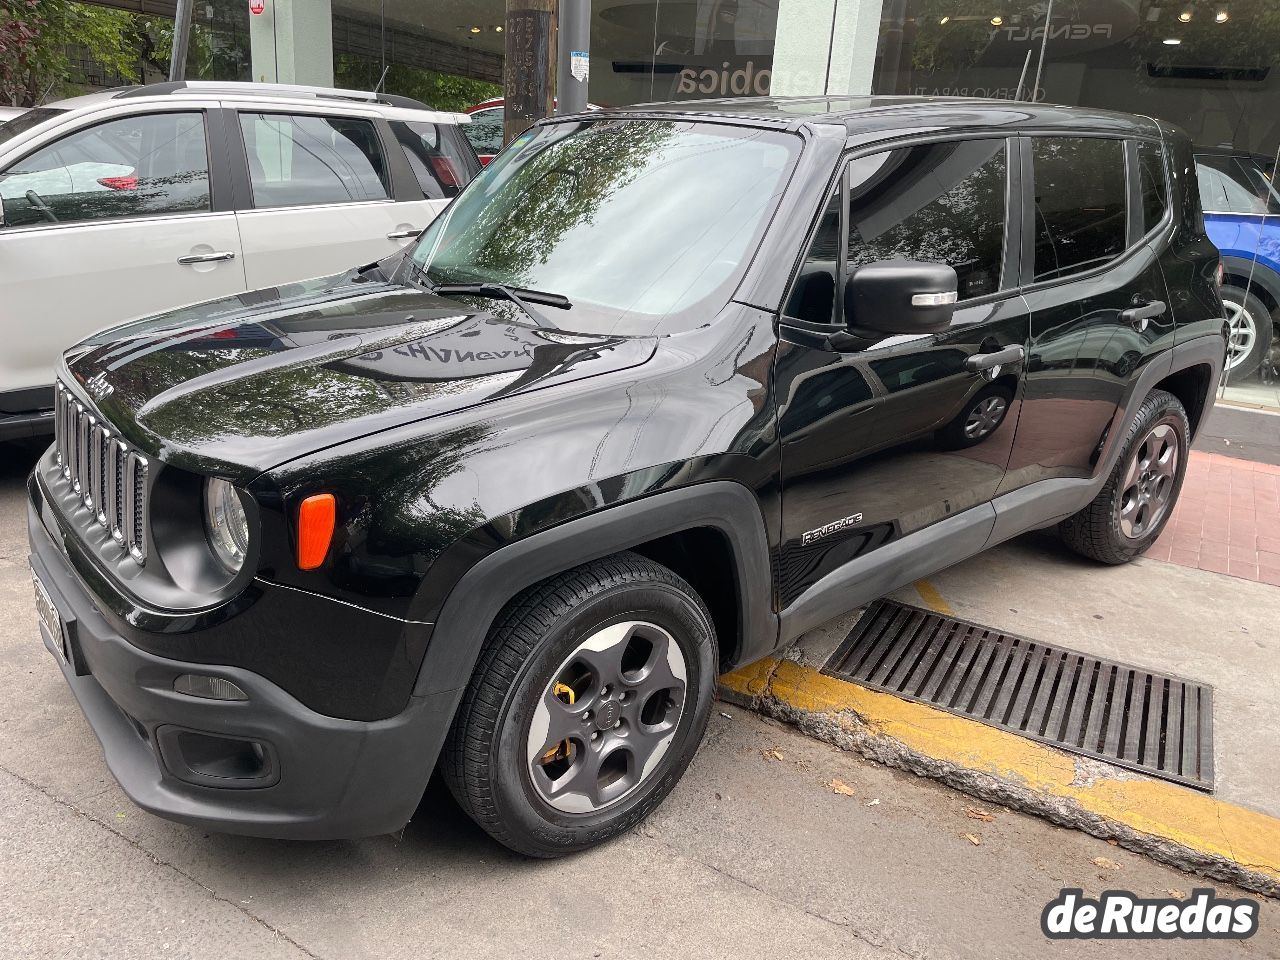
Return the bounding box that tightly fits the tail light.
[429,156,461,188]
[97,173,138,190]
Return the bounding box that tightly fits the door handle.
[387,228,422,240]
[177,251,236,265]
[964,344,1025,373]
[1120,300,1166,331]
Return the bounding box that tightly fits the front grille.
[53,380,149,565]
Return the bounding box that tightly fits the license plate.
[31,569,66,663]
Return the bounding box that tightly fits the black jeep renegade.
[28,97,1226,856]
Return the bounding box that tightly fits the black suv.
[28,97,1226,857]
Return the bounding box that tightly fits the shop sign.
[249,0,265,15]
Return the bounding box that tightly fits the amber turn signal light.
[296,493,336,570]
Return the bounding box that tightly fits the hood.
[64,272,656,477]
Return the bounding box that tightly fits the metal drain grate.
[823,599,1214,791]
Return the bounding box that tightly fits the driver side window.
[0,112,210,229]
[784,138,1010,326]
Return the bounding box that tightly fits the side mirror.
[844,260,958,337]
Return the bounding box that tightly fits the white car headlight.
[204,478,250,572]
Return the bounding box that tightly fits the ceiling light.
[1178,9,1192,21]
[1215,8,1229,22]
[469,25,481,33]
[990,15,1003,26]
[1163,37,1182,44]
[939,15,950,24]
[494,24,504,31]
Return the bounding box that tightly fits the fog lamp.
[174,673,248,701]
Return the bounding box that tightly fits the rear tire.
[1058,389,1189,565]
[441,552,717,857]
[1221,285,1273,385]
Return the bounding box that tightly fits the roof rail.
[112,81,432,111]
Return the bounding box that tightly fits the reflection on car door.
[0,106,245,402]
[774,137,1030,606]
[232,110,431,290]
[1003,136,1174,492]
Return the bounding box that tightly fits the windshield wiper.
[431,282,571,330]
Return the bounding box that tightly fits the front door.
[0,107,245,403]
[775,137,1030,606]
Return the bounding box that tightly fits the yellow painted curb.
[721,656,1280,886]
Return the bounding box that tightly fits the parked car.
[0,105,26,125]
[1195,148,1280,383]
[0,80,479,440]
[463,97,600,163]
[29,97,1225,857]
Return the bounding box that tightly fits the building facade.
[184,0,1280,404]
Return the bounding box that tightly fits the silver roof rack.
[113,81,431,112]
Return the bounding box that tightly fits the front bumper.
[28,504,461,840]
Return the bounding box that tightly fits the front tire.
[441,552,717,857]
[1059,389,1189,565]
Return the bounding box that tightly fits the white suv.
[0,81,478,439]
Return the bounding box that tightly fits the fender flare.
[412,480,779,699]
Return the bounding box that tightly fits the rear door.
[1003,135,1174,492]
[232,108,422,289]
[0,104,244,400]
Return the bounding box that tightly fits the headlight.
[204,478,250,572]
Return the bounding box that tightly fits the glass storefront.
[92,0,1280,407]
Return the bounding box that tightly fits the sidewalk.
[724,446,1280,897]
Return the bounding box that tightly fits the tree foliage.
[0,0,138,106]
[336,55,500,113]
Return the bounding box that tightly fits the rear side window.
[0,111,209,228]
[1195,153,1280,215]
[240,113,389,209]
[464,107,505,157]
[1031,137,1127,281]
[845,139,1009,301]
[390,120,478,199]
[1136,140,1169,234]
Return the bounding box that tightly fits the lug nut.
[582,711,593,722]
[590,731,601,741]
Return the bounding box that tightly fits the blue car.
[1196,150,1280,384]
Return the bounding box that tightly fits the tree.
[0,0,139,106]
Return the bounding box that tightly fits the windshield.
[0,108,66,146]
[409,118,799,335]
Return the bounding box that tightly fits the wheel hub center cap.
[596,699,621,730]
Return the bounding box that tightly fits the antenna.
[1014,50,1033,100]
[373,66,390,95]
[1031,0,1055,103]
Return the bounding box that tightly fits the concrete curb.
[720,656,1280,899]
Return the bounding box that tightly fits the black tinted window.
[784,187,841,325]
[0,112,209,228]
[391,120,478,199]
[1032,137,1127,281]
[240,113,388,208]
[846,139,1008,301]
[1136,140,1168,234]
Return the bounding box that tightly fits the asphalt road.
[0,440,1275,959]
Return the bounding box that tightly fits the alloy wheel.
[1223,297,1258,372]
[964,395,1008,440]
[526,620,687,814]
[1117,422,1179,540]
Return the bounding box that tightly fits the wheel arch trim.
[411,481,779,700]
[1220,257,1280,317]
